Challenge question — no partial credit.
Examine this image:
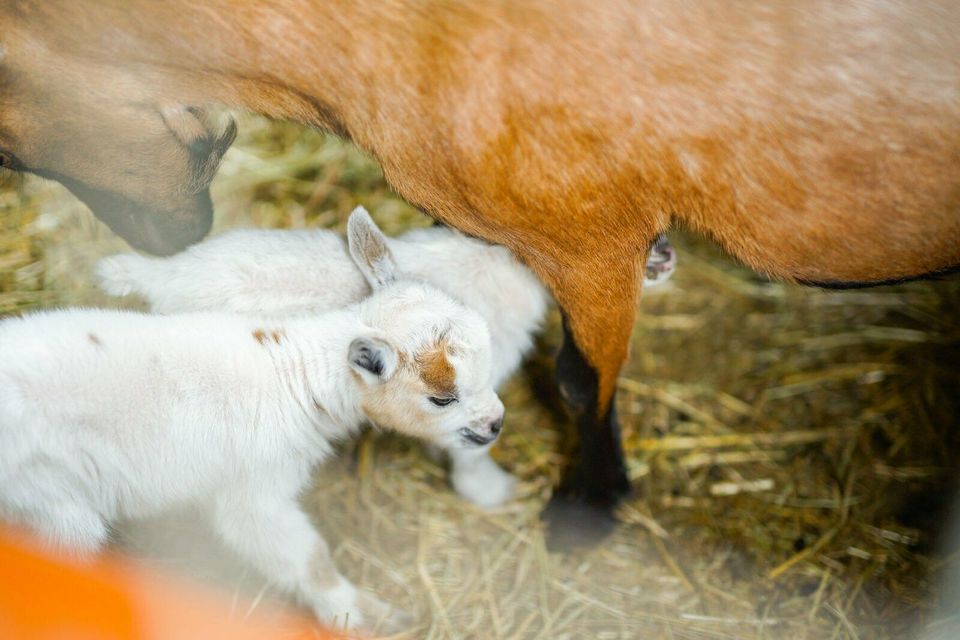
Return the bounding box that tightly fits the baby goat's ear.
[347,206,397,290]
[349,335,398,384]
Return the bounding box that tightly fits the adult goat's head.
[0,13,235,255]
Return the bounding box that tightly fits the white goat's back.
[96,225,551,388]
[96,229,369,315]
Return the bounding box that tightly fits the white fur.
[0,275,501,635]
[96,208,550,506]
[448,447,517,509]
[96,214,549,389]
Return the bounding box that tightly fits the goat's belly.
[691,181,960,285]
[788,215,955,285]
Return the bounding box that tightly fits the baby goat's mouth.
[459,427,497,447]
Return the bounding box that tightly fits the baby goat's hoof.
[451,455,517,508]
[356,591,414,635]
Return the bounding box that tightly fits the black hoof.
[542,493,620,551]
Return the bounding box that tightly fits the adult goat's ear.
[159,105,237,188]
[347,206,397,290]
[348,335,398,384]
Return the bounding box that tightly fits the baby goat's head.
[346,207,505,450]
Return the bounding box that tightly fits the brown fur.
[416,343,457,397]
[3,0,960,418]
[252,328,285,346]
[361,344,458,438]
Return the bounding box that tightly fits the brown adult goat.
[2,1,959,534]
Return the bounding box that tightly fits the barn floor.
[2,116,959,639]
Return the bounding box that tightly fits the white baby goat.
[96,207,549,507]
[0,213,503,634]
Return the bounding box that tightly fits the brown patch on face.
[252,329,267,345]
[416,344,456,396]
[270,329,284,344]
[87,333,102,346]
[360,352,438,439]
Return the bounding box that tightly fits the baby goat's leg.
[211,482,410,633]
[14,503,109,556]
[447,447,516,508]
[1,462,109,556]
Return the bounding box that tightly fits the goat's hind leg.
[1,464,109,556]
[211,481,412,634]
[29,503,110,556]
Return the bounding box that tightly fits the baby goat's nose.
[489,416,503,435]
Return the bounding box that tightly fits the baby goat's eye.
[428,396,457,408]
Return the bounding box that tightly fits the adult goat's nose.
[489,416,503,435]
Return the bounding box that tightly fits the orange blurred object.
[0,527,339,640]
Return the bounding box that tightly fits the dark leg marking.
[542,314,631,550]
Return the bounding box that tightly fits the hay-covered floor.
[2,116,959,639]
